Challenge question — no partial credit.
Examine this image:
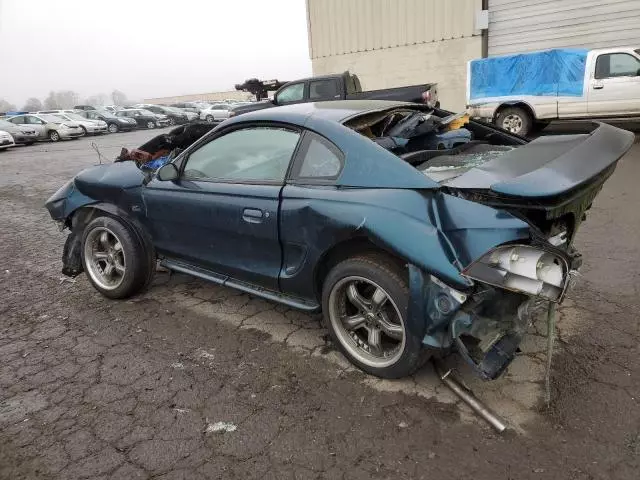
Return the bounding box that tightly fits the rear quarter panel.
[279,186,530,302]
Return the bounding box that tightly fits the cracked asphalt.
[1,127,639,479]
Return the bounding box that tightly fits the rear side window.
[595,53,640,79]
[309,80,340,100]
[8,116,24,124]
[294,132,343,179]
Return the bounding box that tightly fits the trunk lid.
[441,122,634,240]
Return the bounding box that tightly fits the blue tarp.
[469,48,588,101]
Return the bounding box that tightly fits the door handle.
[242,208,264,224]
[592,82,604,90]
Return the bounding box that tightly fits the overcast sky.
[0,0,312,106]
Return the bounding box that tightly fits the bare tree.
[43,91,80,109]
[0,98,17,112]
[43,91,59,109]
[111,90,128,106]
[23,97,43,112]
[84,93,109,106]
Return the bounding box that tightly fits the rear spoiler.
[448,122,635,198]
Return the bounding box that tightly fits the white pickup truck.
[467,47,640,136]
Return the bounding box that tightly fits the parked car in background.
[0,131,15,150]
[44,100,634,379]
[52,112,108,135]
[170,102,202,114]
[134,104,191,125]
[7,113,84,141]
[231,71,438,117]
[0,118,39,145]
[467,47,640,136]
[73,105,96,111]
[116,109,170,129]
[77,110,137,133]
[199,103,231,122]
[38,109,78,115]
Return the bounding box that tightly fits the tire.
[168,117,176,126]
[80,215,152,299]
[48,130,60,142]
[107,123,119,133]
[496,107,532,137]
[322,253,424,379]
[80,126,87,136]
[146,121,155,129]
[206,115,214,123]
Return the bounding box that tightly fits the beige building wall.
[312,36,482,112]
[143,90,253,104]
[307,0,484,111]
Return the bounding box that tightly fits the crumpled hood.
[73,161,145,196]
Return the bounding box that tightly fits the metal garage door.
[488,0,640,56]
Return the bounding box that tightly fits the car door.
[588,51,640,116]
[142,124,302,290]
[24,115,47,138]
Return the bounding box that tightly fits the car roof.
[225,100,421,127]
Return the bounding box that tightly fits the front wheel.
[48,130,60,142]
[206,115,214,123]
[107,123,119,133]
[168,117,176,126]
[496,107,532,137]
[322,254,425,379]
[80,126,87,136]
[146,121,155,129]
[81,216,152,299]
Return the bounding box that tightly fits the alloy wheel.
[83,227,126,291]
[328,276,405,368]
[502,114,523,133]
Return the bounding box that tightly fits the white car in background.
[0,131,15,150]
[52,112,108,135]
[199,103,231,122]
[6,113,84,142]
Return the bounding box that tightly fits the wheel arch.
[494,101,536,122]
[313,236,407,301]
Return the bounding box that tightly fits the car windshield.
[40,114,66,123]
[99,112,116,119]
[66,113,89,121]
[209,105,228,110]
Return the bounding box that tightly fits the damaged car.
[45,100,634,380]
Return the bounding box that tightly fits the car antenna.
[91,142,108,165]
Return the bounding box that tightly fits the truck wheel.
[81,215,152,299]
[496,107,531,136]
[322,253,425,379]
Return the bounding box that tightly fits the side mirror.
[156,163,179,181]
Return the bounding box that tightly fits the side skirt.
[160,258,320,312]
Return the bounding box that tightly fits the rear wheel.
[107,123,119,133]
[496,107,532,136]
[168,117,176,126]
[81,216,152,299]
[146,121,155,129]
[322,254,424,378]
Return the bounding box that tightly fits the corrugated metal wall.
[307,0,480,59]
[489,0,640,56]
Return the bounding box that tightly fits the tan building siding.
[312,36,482,111]
[143,90,253,105]
[307,0,480,58]
[306,0,484,111]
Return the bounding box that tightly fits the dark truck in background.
[231,71,438,116]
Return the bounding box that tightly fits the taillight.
[421,90,431,103]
